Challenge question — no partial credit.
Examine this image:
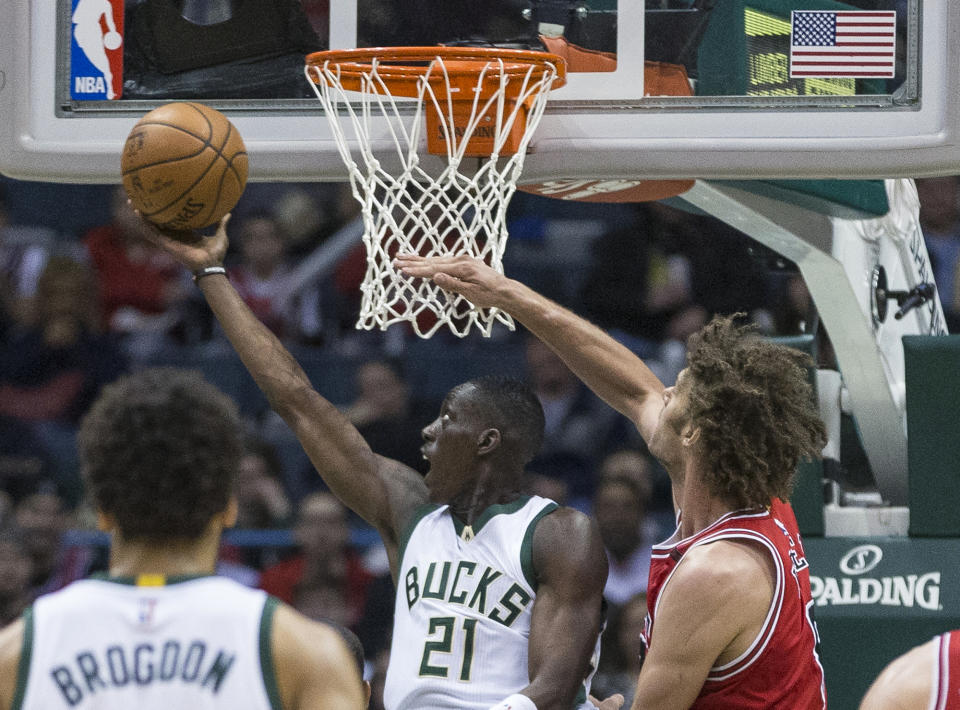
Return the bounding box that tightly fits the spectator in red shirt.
[83,187,189,341]
[259,492,373,629]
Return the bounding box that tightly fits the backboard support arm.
[681,179,945,508]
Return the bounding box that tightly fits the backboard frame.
[2,1,959,183]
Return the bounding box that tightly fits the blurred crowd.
[1,174,958,707]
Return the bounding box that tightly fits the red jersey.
[933,631,960,709]
[643,506,827,709]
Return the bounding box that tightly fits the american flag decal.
[790,10,896,78]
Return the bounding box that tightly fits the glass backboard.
[1,0,957,183]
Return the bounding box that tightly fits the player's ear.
[681,425,701,448]
[477,428,502,456]
[222,497,239,528]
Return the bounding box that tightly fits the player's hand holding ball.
[135,205,230,276]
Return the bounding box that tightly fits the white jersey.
[14,575,281,710]
[384,495,599,710]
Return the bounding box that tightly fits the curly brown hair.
[684,315,827,509]
[78,368,242,541]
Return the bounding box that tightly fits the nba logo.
[138,598,158,628]
[70,0,124,100]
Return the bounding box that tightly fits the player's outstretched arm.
[271,604,367,710]
[139,215,428,561]
[0,618,24,710]
[521,508,608,710]
[859,638,935,710]
[395,255,665,442]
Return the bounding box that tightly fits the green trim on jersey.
[520,502,559,590]
[259,596,283,710]
[398,503,443,567]
[10,606,33,710]
[450,496,532,539]
[574,684,587,707]
[88,572,215,586]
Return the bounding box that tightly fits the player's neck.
[447,476,523,526]
[675,464,742,539]
[107,524,222,579]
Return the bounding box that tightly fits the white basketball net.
[305,51,561,338]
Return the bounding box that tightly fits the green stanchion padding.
[583,0,615,10]
[770,334,817,357]
[792,460,825,537]
[668,180,890,221]
[695,0,748,97]
[904,335,960,537]
[804,537,960,708]
[818,617,944,709]
[770,335,825,536]
[712,180,889,220]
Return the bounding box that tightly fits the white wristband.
[192,265,227,283]
[488,694,537,710]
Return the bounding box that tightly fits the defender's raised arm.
[395,254,666,442]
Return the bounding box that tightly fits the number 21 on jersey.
[419,615,478,681]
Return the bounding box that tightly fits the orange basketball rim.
[305,46,567,157]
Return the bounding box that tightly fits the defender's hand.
[393,254,509,309]
[590,693,625,710]
[135,205,230,273]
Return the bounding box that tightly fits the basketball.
[121,102,248,231]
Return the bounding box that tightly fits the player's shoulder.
[270,602,349,666]
[0,616,26,710]
[685,535,773,569]
[534,503,595,536]
[653,542,777,642]
[269,602,365,709]
[672,539,775,602]
[859,637,937,710]
[532,505,607,584]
